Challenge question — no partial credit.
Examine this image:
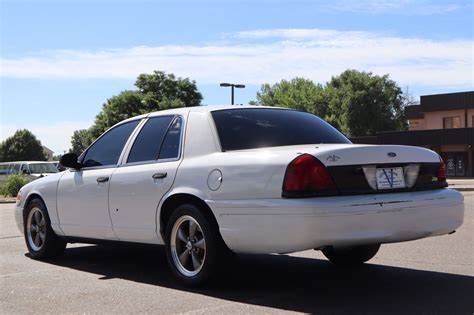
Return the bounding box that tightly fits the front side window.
[443,116,461,129]
[127,116,175,163]
[82,120,139,167]
[211,108,350,151]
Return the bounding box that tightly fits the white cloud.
[231,28,370,40]
[1,120,92,155]
[1,28,472,88]
[1,27,472,155]
[324,0,465,15]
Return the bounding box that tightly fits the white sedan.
[15,106,464,286]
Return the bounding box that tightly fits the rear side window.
[82,120,139,167]
[127,116,174,163]
[159,116,183,160]
[211,108,350,151]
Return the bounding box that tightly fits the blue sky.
[1,0,473,153]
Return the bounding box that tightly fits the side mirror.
[22,169,30,175]
[60,153,82,169]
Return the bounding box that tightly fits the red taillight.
[438,157,447,183]
[282,154,337,197]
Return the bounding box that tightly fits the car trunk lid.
[309,144,445,195]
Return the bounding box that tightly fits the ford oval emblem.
[387,152,397,158]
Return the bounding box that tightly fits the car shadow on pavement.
[39,244,473,314]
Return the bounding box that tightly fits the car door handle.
[96,176,109,183]
[152,172,167,179]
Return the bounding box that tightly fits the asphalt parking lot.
[1,193,473,314]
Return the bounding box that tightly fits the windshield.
[211,108,351,151]
[28,163,59,174]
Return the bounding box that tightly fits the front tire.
[24,198,66,259]
[165,203,223,287]
[322,244,380,266]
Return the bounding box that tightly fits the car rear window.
[211,108,350,151]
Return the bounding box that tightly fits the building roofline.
[420,91,474,98]
[352,128,474,146]
[420,91,474,112]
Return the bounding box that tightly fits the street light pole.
[231,86,234,105]
[220,83,245,105]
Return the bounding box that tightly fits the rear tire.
[322,244,380,266]
[24,198,66,259]
[165,203,225,287]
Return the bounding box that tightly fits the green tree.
[70,129,90,155]
[0,129,46,162]
[88,90,144,140]
[85,71,203,142]
[254,70,407,137]
[255,78,327,117]
[325,70,406,137]
[136,71,202,108]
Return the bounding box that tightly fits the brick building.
[352,91,474,177]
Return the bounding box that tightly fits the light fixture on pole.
[220,83,245,105]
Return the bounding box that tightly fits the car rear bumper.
[207,188,464,254]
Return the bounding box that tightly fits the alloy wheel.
[27,207,46,251]
[170,215,207,277]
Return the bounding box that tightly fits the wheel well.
[23,193,44,219]
[159,193,219,239]
[25,193,43,207]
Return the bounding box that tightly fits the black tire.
[24,198,66,259]
[165,203,225,287]
[322,244,380,267]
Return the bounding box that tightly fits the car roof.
[121,105,288,123]
[0,161,56,164]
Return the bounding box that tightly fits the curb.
[0,201,15,204]
[450,187,474,192]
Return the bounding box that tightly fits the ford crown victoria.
[15,106,464,286]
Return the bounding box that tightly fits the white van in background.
[0,161,59,183]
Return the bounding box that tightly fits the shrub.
[1,175,31,197]
[0,184,6,196]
